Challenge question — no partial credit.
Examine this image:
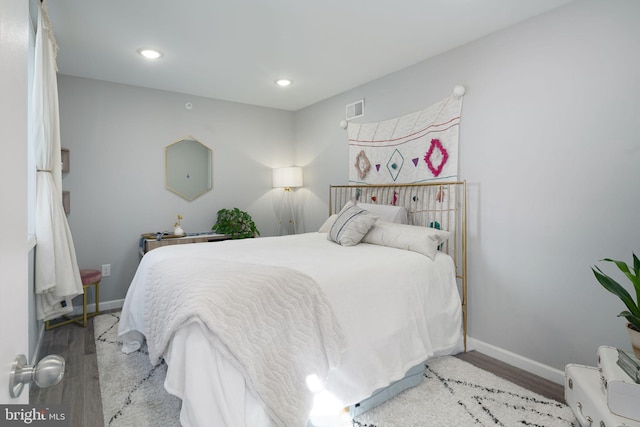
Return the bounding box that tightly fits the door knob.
[9,354,65,398]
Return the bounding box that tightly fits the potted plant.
[592,253,640,358]
[211,208,260,239]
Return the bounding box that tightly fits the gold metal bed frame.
[329,181,468,351]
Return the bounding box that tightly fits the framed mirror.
[166,136,212,201]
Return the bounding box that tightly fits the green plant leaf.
[602,257,640,308]
[602,258,640,285]
[618,311,640,331]
[592,266,640,318]
[211,207,260,239]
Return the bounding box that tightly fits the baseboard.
[467,337,565,385]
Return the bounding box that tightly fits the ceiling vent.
[346,99,364,121]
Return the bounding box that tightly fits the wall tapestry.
[348,88,464,184]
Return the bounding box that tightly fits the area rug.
[95,312,576,426]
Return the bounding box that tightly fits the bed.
[118,181,467,426]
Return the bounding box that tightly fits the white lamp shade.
[272,166,303,189]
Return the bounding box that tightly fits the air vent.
[346,99,364,121]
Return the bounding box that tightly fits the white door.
[0,0,31,404]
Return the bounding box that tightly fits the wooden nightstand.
[139,232,231,257]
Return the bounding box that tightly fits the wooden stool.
[45,269,102,329]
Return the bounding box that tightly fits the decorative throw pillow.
[362,220,450,259]
[318,214,337,233]
[327,201,378,246]
[356,202,409,224]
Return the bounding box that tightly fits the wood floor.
[32,312,565,427]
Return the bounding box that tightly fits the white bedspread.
[119,232,463,426]
[144,258,346,427]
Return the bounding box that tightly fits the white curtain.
[33,0,83,321]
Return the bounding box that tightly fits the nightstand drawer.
[139,232,231,256]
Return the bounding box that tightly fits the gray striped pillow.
[328,201,377,246]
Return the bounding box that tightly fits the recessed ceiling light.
[276,79,292,87]
[137,48,163,59]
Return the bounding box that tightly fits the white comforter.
[145,258,346,427]
[119,232,463,426]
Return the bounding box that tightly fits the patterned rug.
[95,312,577,426]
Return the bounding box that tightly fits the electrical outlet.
[101,264,111,277]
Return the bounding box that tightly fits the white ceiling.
[46,0,573,111]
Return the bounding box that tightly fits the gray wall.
[294,0,640,371]
[58,76,295,305]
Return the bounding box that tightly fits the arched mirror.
[166,136,212,201]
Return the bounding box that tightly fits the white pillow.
[362,220,450,259]
[327,201,378,246]
[318,215,337,233]
[357,202,408,224]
